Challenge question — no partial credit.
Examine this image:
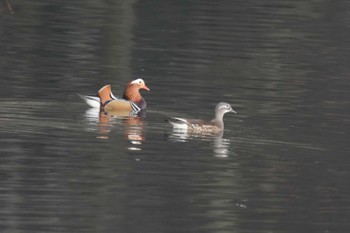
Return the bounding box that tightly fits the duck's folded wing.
[104,99,141,112]
[170,117,191,124]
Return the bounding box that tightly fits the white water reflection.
[213,134,232,158]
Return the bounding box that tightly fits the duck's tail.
[77,94,101,108]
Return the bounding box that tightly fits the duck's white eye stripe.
[131,78,144,85]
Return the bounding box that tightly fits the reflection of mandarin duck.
[96,111,145,143]
[167,102,236,133]
[79,79,150,113]
[123,117,145,142]
[96,111,112,139]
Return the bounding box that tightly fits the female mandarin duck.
[80,78,150,113]
[167,102,236,133]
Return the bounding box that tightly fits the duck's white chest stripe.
[130,102,141,112]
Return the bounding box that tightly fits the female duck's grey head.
[211,102,236,130]
[215,102,236,118]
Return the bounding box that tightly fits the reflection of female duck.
[167,102,236,133]
[79,78,150,113]
[168,129,232,158]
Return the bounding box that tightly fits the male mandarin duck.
[167,102,236,133]
[80,78,150,113]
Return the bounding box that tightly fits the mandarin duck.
[79,78,149,113]
[167,102,236,133]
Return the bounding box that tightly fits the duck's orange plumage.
[97,84,113,105]
[79,78,149,113]
[122,79,149,109]
[98,78,149,112]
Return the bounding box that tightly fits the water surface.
[0,0,349,232]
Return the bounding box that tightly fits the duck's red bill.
[143,85,150,91]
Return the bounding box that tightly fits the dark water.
[1,0,350,232]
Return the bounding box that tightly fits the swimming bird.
[79,78,150,113]
[167,102,236,133]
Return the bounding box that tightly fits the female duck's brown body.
[167,102,236,133]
